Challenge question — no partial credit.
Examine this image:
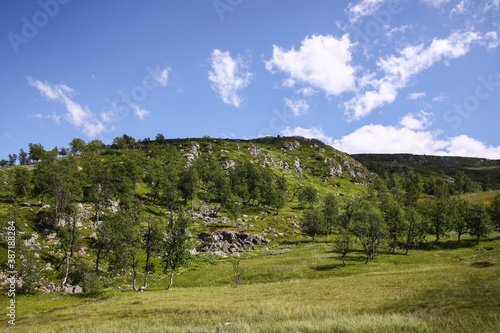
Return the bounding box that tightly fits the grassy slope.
[4,233,500,333]
[2,140,500,332]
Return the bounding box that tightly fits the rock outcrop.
[198,230,269,255]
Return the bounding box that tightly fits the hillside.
[1,136,500,332]
[353,153,500,189]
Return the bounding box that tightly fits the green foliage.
[301,208,325,241]
[28,142,45,162]
[82,271,104,294]
[466,203,492,243]
[299,185,318,208]
[322,193,339,234]
[348,198,386,263]
[163,213,191,289]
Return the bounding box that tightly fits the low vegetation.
[1,135,499,332]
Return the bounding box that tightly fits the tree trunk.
[23,187,31,207]
[476,235,480,245]
[95,247,102,273]
[342,254,346,267]
[143,271,150,290]
[61,255,70,287]
[457,232,462,245]
[167,269,175,290]
[132,260,138,292]
[430,234,439,249]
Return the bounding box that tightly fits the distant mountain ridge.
[352,153,500,189]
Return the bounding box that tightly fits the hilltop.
[1,135,500,333]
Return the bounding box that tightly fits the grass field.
[3,233,499,333]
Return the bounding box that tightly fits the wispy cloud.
[400,111,433,130]
[150,66,171,87]
[27,77,104,137]
[407,92,426,100]
[284,98,309,117]
[29,112,61,124]
[421,0,450,8]
[344,29,493,120]
[347,0,387,23]
[132,104,150,120]
[208,49,253,107]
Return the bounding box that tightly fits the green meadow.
[5,232,499,333]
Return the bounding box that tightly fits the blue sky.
[1,0,500,160]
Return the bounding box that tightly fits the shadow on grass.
[423,237,499,251]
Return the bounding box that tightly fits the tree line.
[1,136,291,293]
[1,135,499,292]
[301,176,500,266]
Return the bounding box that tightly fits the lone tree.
[301,208,325,241]
[349,199,386,264]
[333,230,352,266]
[163,213,191,290]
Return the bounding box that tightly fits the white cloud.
[344,29,486,120]
[333,124,500,158]
[265,34,356,96]
[208,49,253,107]
[432,94,448,102]
[281,126,334,145]
[484,0,500,12]
[421,0,450,8]
[400,111,433,130]
[284,98,309,117]
[30,112,61,124]
[450,0,466,16]
[297,87,316,96]
[281,122,500,158]
[347,0,386,23]
[484,31,499,50]
[150,66,171,87]
[132,105,150,120]
[27,77,104,137]
[333,125,446,154]
[445,135,500,158]
[385,25,411,40]
[407,92,426,100]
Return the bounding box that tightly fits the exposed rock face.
[198,230,269,255]
[183,142,201,165]
[221,160,235,170]
[191,208,229,224]
[293,159,302,173]
[249,145,262,155]
[330,164,342,178]
[41,283,82,293]
[282,141,301,151]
